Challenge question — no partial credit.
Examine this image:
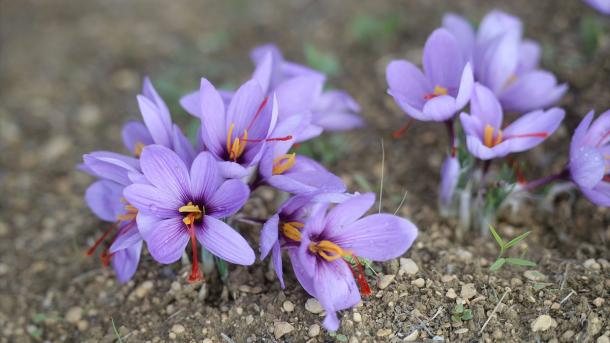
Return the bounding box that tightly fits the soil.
[1,0,609,342]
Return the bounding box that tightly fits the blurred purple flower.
[290,193,418,330]
[460,83,564,160]
[439,152,460,208]
[585,0,610,14]
[569,110,610,206]
[386,28,474,122]
[124,145,254,282]
[443,11,567,114]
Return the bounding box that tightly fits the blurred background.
[1,1,609,341]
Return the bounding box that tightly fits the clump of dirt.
[1,1,608,342]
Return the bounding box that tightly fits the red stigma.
[242,135,293,143]
[603,175,610,183]
[86,224,116,256]
[512,160,526,185]
[596,130,610,147]
[246,96,270,132]
[505,132,548,140]
[186,215,204,283]
[392,119,414,139]
[346,256,372,297]
[450,146,457,158]
[423,93,439,100]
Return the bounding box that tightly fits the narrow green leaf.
[504,231,532,250]
[533,282,550,291]
[451,314,462,323]
[215,257,229,282]
[488,225,505,248]
[505,258,536,267]
[452,303,464,314]
[489,258,506,271]
[462,309,473,321]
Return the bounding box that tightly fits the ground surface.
[1,1,609,342]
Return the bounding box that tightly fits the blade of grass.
[488,225,505,254]
[505,258,536,267]
[111,317,124,343]
[504,231,531,250]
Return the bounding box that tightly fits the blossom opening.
[308,240,350,261]
[179,201,204,225]
[281,221,303,242]
[483,124,503,148]
[272,153,296,175]
[226,123,248,162]
[423,85,448,100]
[134,142,145,157]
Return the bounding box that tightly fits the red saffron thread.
[392,119,414,139]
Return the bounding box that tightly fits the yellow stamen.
[483,124,503,148]
[505,74,518,89]
[281,221,304,242]
[179,201,204,225]
[134,142,145,158]
[434,85,448,96]
[226,123,248,161]
[272,153,297,175]
[308,240,351,261]
[117,203,138,221]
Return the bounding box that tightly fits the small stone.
[551,303,561,310]
[171,324,185,335]
[411,278,425,288]
[282,300,295,312]
[65,307,82,323]
[135,281,154,298]
[510,278,523,288]
[455,328,468,334]
[562,330,574,341]
[584,259,601,270]
[238,285,262,294]
[455,248,473,261]
[274,321,294,339]
[441,275,455,283]
[587,314,602,336]
[305,298,324,314]
[378,275,395,289]
[169,332,176,339]
[493,329,503,339]
[531,315,553,332]
[246,315,254,325]
[202,339,213,343]
[399,258,419,275]
[353,312,362,322]
[593,297,605,307]
[524,270,546,282]
[77,320,88,331]
[376,328,392,337]
[460,283,477,299]
[308,324,320,337]
[445,288,457,299]
[404,330,419,341]
[597,336,610,343]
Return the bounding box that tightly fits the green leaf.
[452,303,464,314]
[488,225,505,249]
[533,282,551,291]
[451,314,462,323]
[505,258,536,267]
[32,313,47,324]
[489,258,506,271]
[504,231,532,250]
[462,309,473,321]
[336,334,348,342]
[215,257,229,282]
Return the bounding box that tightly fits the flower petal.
[199,78,227,158]
[85,180,124,222]
[197,216,255,265]
[145,217,189,264]
[275,75,324,119]
[470,83,503,129]
[454,62,474,110]
[499,70,567,113]
[517,40,541,74]
[581,181,610,206]
[477,10,522,43]
[570,111,596,156]
[474,32,520,94]
[260,214,279,260]
[422,95,457,121]
[251,50,273,93]
[440,154,460,207]
[172,124,196,167]
[423,28,465,89]
[137,95,172,147]
[207,179,250,218]
[109,221,142,253]
[570,146,605,189]
[190,151,222,204]
[226,79,265,138]
[503,107,565,153]
[288,248,315,295]
[442,13,475,61]
[179,90,200,117]
[140,145,191,202]
[83,151,140,185]
[271,243,285,288]
[112,241,142,283]
[121,121,153,154]
[124,183,181,218]
[386,60,431,110]
[323,193,375,237]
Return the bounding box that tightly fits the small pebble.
[524,270,546,282]
[376,328,392,337]
[411,278,425,288]
[597,336,610,343]
[399,258,419,275]
[551,303,561,310]
[171,324,185,335]
[378,274,395,289]
[65,307,82,323]
[353,312,362,322]
[404,330,419,341]
[584,259,601,270]
[441,274,456,283]
[246,315,254,325]
[77,320,88,331]
[445,288,457,299]
[134,281,154,298]
[305,298,324,314]
[460,283,477,299]
[308,324,320,337]
[593,297,605,307]
[531,314,553,332]
[282,300,295,312]
[274,321,294,339]
[455,328,468,334]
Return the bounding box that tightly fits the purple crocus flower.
[291,193,418,330]
[259,193,349,288]
[569,110,610,206]
[196,78,282,179]
[585,0,610,14]
[386,28,474,122]
[460,83,565,160]
[443,11,568,114]
[257,114,346,194]
[439,152,460,208]
[124,145,254,282]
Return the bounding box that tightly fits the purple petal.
[459,112,484,138]
[218,161,250,179]
[83,151,140,186]
[199,78,227,159]
[423,28,465,89]
[288,248,315,296]
[581,181,610,206]
[268,171,346,195]
[197,216,255,265]
[139,145,191,202]
[85,180,124,222]
[190,152,222,204]
[207,179,250,218]
[475,32,520,94]
[226,79,265,139]
[470,83,503,129]
[121,121,153,154]
[477,10,522,43]
[570,111,595,156]
[142,77,172,133]
[578,109,610,147]
[440,155,460,207]
[172,124,196,167]
[315,112,364,131]
[271,243,285,288]
[329,214,418,261]
[112,241,142,283]
[179,90,200,117]
[323,193,375,237]
[442,13,475,61]
[312,90,364,131]
[275,75,324,119]
[145,217,189,264]
[109,221,142,253]
[135,213,161,239]
[124,183,181,218]
[295,124,323,142]
[422,95,457,121]
[252,51,273,93]
[570,146,605,189]
[260,214,279,260]
[137,95,172,147]
[386,60,431,110]
[454,62,474,110]
[499,70,568,113]
[517,40,541,74]
[586,0,610,14]
[465,135,512,160]
[503,107,565,152]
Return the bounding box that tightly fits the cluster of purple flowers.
[386,9,610,223]
[82,44,418,331]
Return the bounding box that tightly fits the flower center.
[273,153,297,175]
[308,240,350,261]
[179,201,204,225]
[423,85,448,100]
[134,142,145,157]
[281,221,304,241]
[483,124,503,148]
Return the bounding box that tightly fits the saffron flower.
[443,11,568,114]
[124,145,255,282]
[197,78,283,178]
[569,110,610,206]
[386,28,474,122]
[460,84,564,160]
[585,0,610,14]
[291,193,418,330]
[258,114,346,194]
[439,152,460,209]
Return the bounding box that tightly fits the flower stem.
[521,169,569,191]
